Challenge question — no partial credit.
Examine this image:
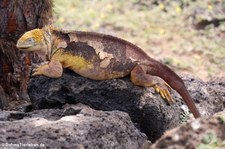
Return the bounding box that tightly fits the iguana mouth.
[16,44,32,50]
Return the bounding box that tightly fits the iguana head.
[16,29,48,52]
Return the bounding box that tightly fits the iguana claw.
[32,64,47,76]
[154,84,174,103]
[32,67,42,76]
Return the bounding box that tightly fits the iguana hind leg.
[130,64,174,103]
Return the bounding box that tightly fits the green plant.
[196,131,225,149]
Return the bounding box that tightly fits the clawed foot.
[153,83,174,103]
[32,66,42,76]
[32,63,47,76]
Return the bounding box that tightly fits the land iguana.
[16,26,201,118]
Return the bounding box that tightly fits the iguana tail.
[149,60,201,118]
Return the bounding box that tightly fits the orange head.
[16,29,47,51]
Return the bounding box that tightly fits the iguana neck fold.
[42,26,53,60]
[43,26,67,58]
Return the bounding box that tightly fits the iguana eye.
[26,38,34,43]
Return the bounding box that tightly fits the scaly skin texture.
[16,26,201,118]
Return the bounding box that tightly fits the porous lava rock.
[0,104,150,149]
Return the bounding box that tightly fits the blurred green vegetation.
[197,131,225,149]
[53,0,225,80]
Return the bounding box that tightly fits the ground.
[150,110,225,149]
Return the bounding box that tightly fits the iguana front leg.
[32,60,63,78]
[130,64,174,103]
